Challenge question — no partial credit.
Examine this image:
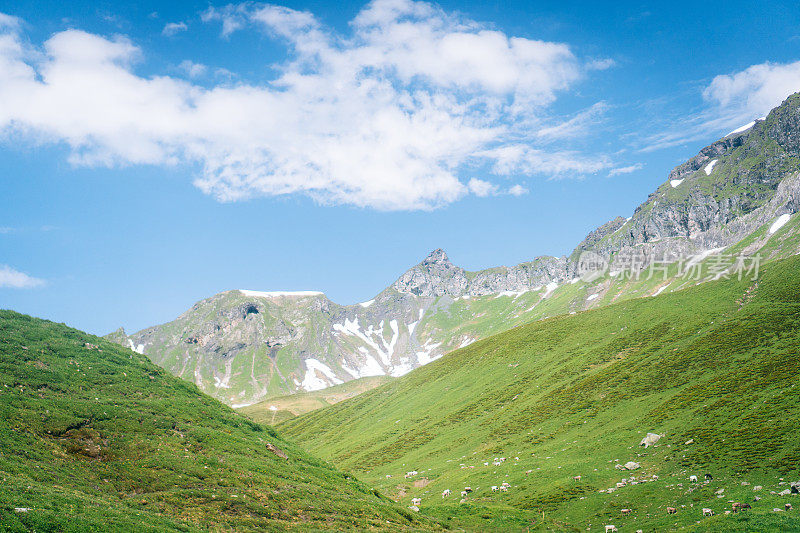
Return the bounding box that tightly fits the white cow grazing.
[690,475,698,483]
[491,486,498,492]
[411,498,421,506]
[500,486,509,492]
[605,526,618,533]
[702,508,713,516]
[461,491,468,498]
[441,489,451,498]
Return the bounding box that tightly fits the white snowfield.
[239,290,323,298]
[458,337,476,348]
[725,117,764,137]
[686,246,726,268]
[358,299,375,308]
[494,290,528,299]
[301,358,343,392]
[127,339,145,354]
[704,159,718,175]
[416,338,443,365]
[586,293,599,301]
[670,179,684,188]
[543,281,558,297]
[769,213,791,234]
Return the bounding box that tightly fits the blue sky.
[2,0,800,334]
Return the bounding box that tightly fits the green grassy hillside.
[0,311,438,532]
[238,376,392,424]
[278,255,800,532]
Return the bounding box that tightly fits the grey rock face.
[574,93,800,262]
[392,249,572,298]
[391,249,469,297]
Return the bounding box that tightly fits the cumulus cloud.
[162,22,188,36]
[0,265,45,289]
[507,184,528,196]
[702,60,800,126]
[643,60,800,152]
[467,178,498,197]
[0,1,608,210]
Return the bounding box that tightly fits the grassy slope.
[279,255,800,532]
[0,312,438,532]
[238,376,393,424]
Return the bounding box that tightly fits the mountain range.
[107,93,800,408]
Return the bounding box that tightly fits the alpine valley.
[109,94,800,413]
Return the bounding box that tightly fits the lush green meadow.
[278,255,800,531]
[0,312,438,532]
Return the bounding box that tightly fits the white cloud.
[467,178,498,197]
[703,60,800,126]
[162,22,188,36]
[201,5,250,38]
[479,145,610,176]
[643,60,800,151]
[508,184,528,196]
[587,58,615,71]
[0,2,608,211]
[0,265,45,289]
[608,163,643,176]
[534,102,607,142]
[177,59,207,78]
[0,13,20,30]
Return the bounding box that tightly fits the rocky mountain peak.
[422,248,450,265]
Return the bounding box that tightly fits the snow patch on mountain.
[301,358,343,391]
[704,159,718,175]
[213,360,233,389]
[494,290,527,299]
[543,282,559,297]
[458,337,476,348]
[239,290,323,298]
[416,339,442,365]
[726,117,764,137]
[127,339,145,354]
[342,349,385,379]
[389,358,414,377]
[769,213,791,234]
[670,179,684,188]
[686,246,726,268]
[358,299,375,308]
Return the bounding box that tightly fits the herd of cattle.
[399,439,799,527]
[401,464,799,529]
